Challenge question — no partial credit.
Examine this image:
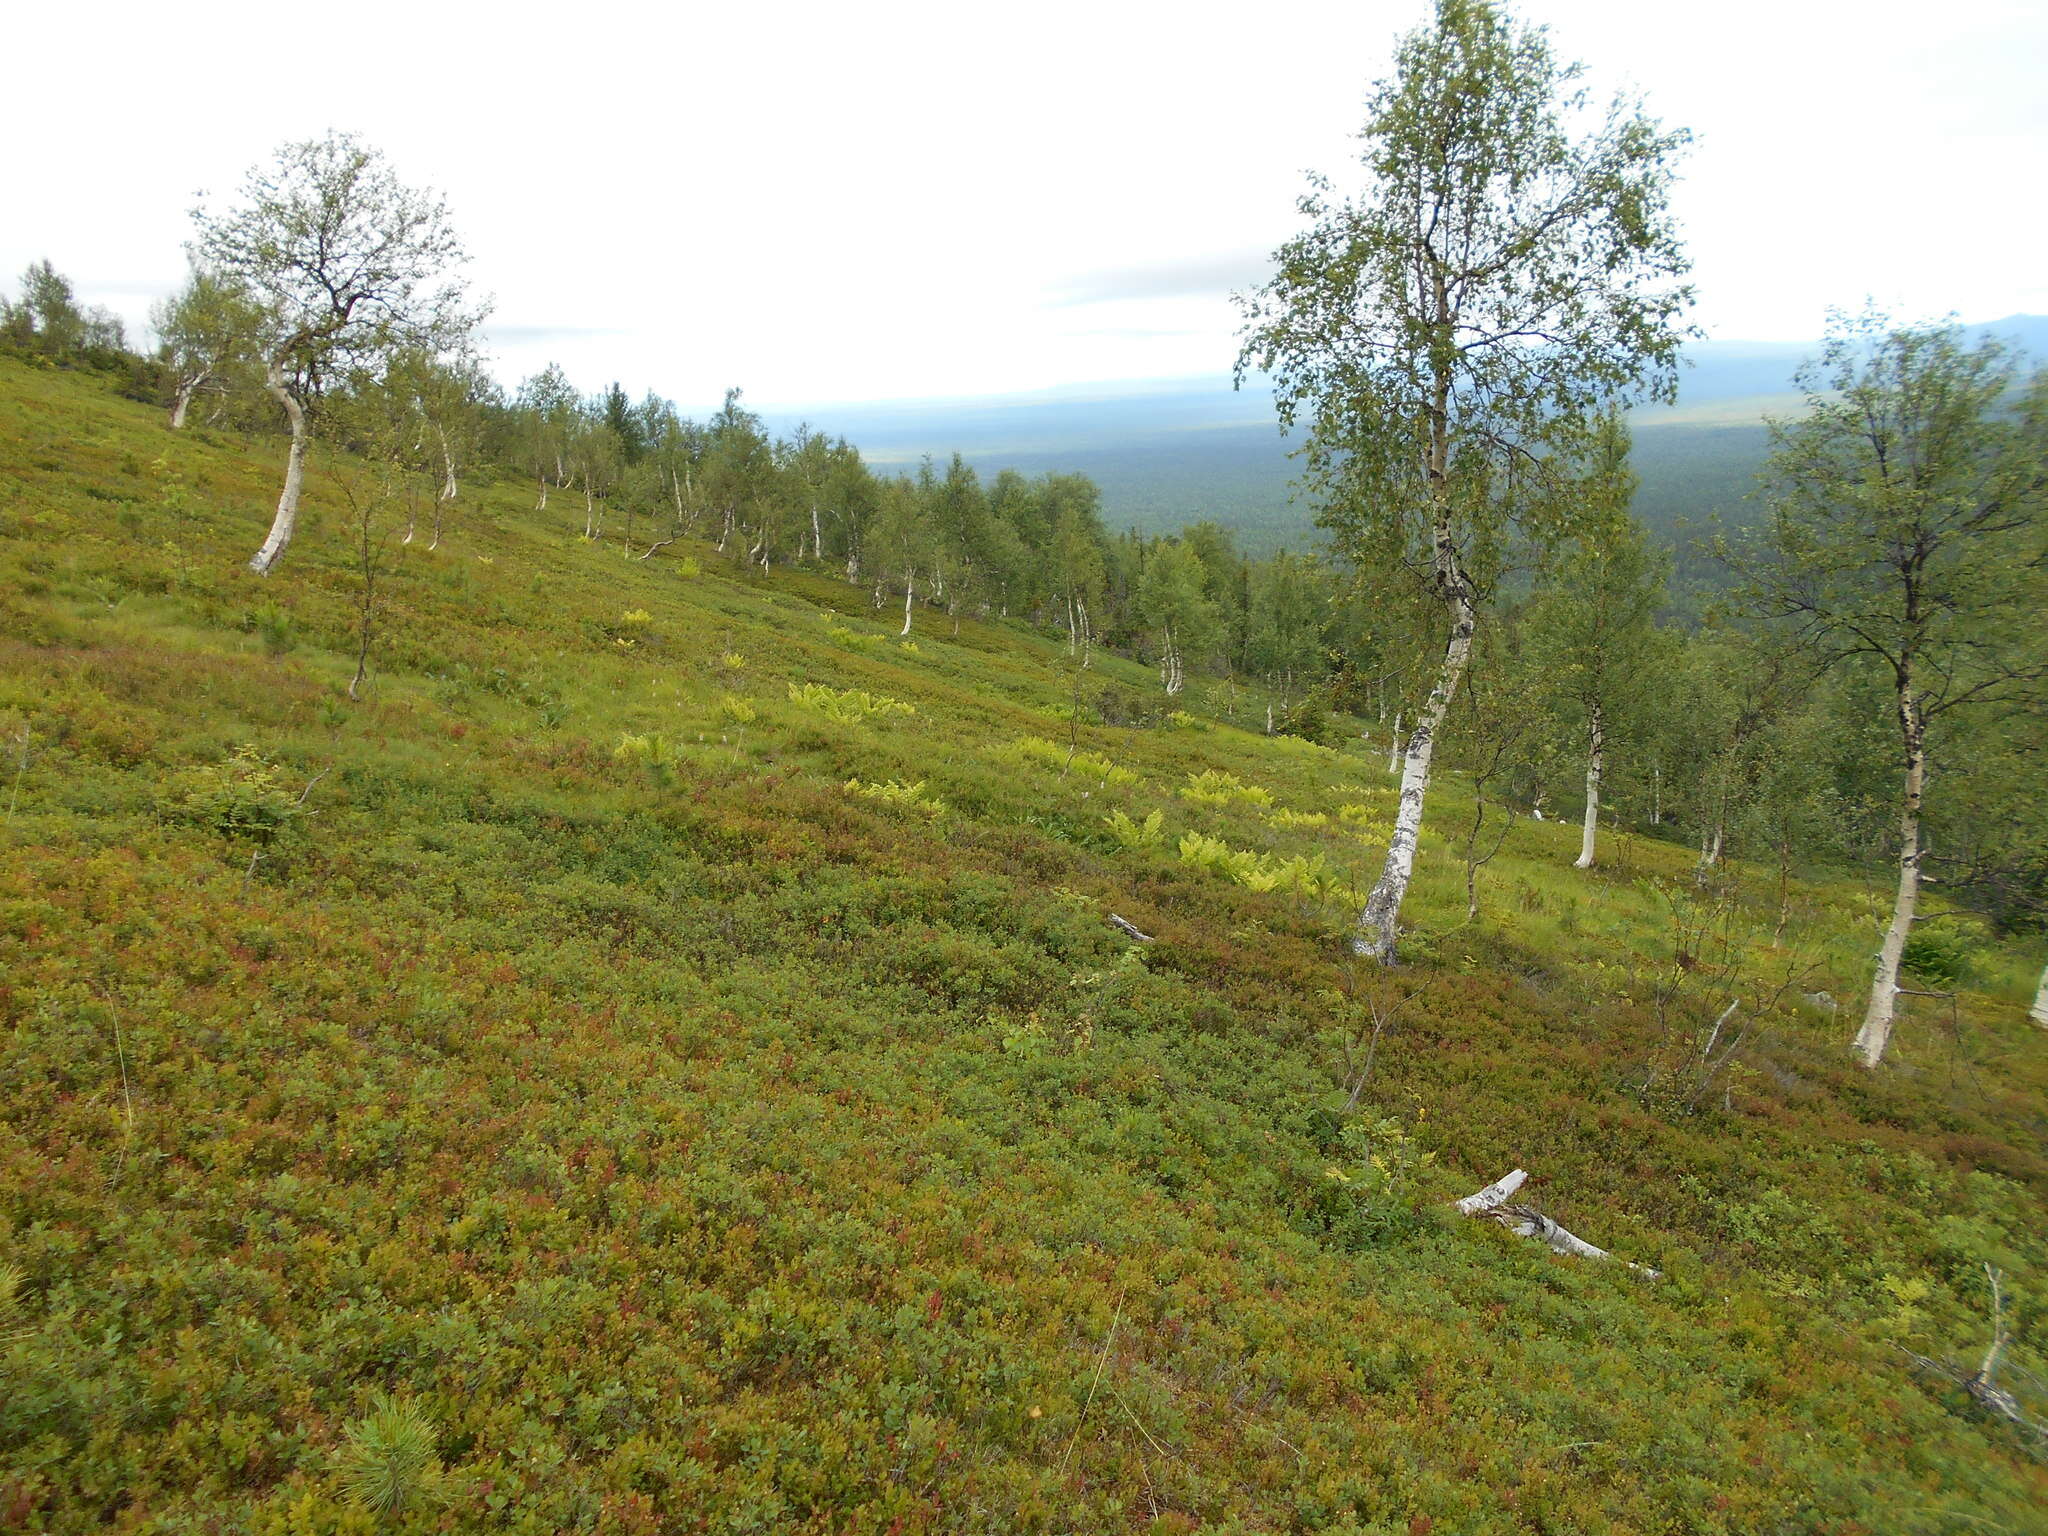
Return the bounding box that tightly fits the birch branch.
[1452,1169,1661,1278]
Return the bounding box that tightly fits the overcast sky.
[6,0,2043,410]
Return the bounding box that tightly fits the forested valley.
[3,1,2047,1530]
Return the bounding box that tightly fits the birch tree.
[192,132,481,574]
[514,364,579,510]
[1735,312,2048,1067]
[868,477,932,636]
[1236,0,1692,961]
[151,266,263,429]
[1137,539,1219,697]
[1525,420,1665,869]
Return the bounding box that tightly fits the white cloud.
[6,0,2042,409]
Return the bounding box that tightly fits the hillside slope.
[3,360,2046,1533]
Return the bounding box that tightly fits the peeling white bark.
[1574,702,1603,870]
[2031,961,2047,1028]
[249,358,308,575]
[1357,577,1474,963]
[1454,1169,1526,1215]
[900,572,915,637]
[1856,698,1925,1069]
[169,378,199,430]
[1452,1169,1660,1277]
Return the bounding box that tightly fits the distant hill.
[765,316,2048,573]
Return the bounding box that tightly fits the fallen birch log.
[1453,1169,1662,1278]
[1106,914,1155,943]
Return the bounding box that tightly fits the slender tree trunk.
[1651,764,1662,826]
[1386,712,1403,775]
[169,378,199,430]
[901,573,915,636]
[2031,960,2048,1028]
[250,359,308,575]
[536,472,549,512]
[1773,839,1793,946]
[1856,696,1926,1068]
[1357,507,1474,963]
[584,488,596,540]
[1574,702,1604,870]
[811,504,823,562]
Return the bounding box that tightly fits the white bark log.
[1857,706,1926,1068]
[249,358,307,575]
[1454,1168,1527,1215]
[1452,1169,1660,1277]
[1574,704,1603,870]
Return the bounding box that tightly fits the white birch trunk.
[437,430,458,504]
[1856,699,1926,1068]
[2030,960,2048,1027]
[249,358,308,575]
[1574,703,1603,870]
[1356,581,1475,962]
[1386,712,1403,775]
[169,378,199,430]
[810,504,823,562]
[900,573,915,637]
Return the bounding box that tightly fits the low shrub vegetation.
[1,357,2045,1532]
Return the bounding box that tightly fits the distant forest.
[761,319,2048,595]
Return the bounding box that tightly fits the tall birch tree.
[1236,0,1692,961]
[1736,312,2048,1068]
[1525,419,1665,870]
[192,132,481,574]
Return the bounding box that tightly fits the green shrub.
[1180,769,1273,809]
[1901,918,1984,986]
[843,778,948,818]
[1002,736,1136,785]
[787,682,915,725]
[1103,807,1166,848]
[162,745,303,845]
[1268,808,1329,829]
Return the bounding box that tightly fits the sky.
[4,0,2044,412]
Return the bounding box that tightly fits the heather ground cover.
[3,358,2046,1532]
